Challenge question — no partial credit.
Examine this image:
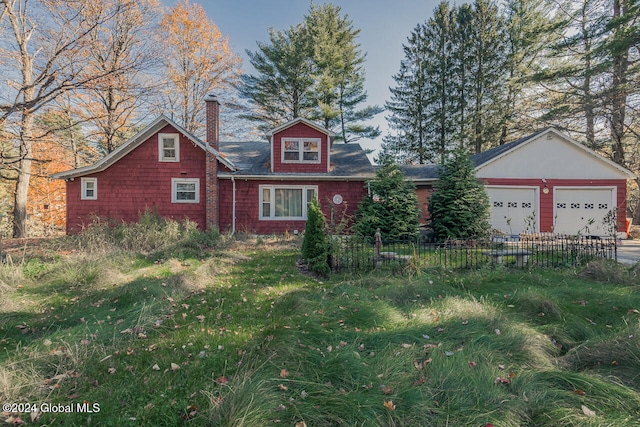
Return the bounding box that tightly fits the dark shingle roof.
[218,141,375,178]
[399,164,440,181]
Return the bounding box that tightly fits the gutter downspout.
[231,175,236,235]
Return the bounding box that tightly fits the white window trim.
[171,178,200,203]
[281,138,321,164]
[259,185,318,220]
[159,133,180,162]
[81,177,97,200]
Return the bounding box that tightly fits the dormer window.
[159,133,180,162]
[282,138,320,163]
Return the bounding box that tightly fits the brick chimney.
[204,94,219,230]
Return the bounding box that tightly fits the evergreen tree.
[240,24,316,131]
[354,156,420,239]
[384,0,509,162]
[302,196,330,276]
[467,0,507,154]
[383,23,430,164]
[423,2,457,163]
[532,0,605,148]
[500,0,558,143]
[242,4,381,142]
[428,149,491,240]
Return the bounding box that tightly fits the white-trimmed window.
[159,133,180,162]
[171,178,199,203]
[282,138,320,163]
[81,178,97,200]
[260,185,317,219]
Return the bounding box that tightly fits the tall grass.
[2,233,640,426]
[72,211,222,258]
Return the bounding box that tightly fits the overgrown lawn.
[2,232,640,426]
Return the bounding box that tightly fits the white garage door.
[487,187,538,235]
[554,187,615,236]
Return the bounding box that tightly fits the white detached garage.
[471,128,635,237]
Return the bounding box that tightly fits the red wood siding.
[218,179,366,234]
[272,123,330,173]
[482,178,627,232]
[415,186,434,225]
[65,124,206,233]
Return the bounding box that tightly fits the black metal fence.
[328,234,618,273]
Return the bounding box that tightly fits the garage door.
[554,187,615,236]
[487,187,538,235]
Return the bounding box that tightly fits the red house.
[53,96,375,234]
[54,95,635,238]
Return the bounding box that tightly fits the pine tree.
[500,0,558,143]
[242,3,381,141]
[428,149,491,240]
[304,3,383,142]
[302,196,330,276]
[383,23,431,164]
[423,2,457,163]
[240,24,316,131]
[466,0,507,154]
[354,156,420,239]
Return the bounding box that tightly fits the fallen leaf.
[280,368,289,378]
[381,386,393,395]
[278,384,288,391]
[581,405,596,416]
[215,376,229,384]
[627,309,639,314]
[196,315,205,322]
[295,422,307,427]
[468,361,477,368]
[171,363,180,371]
[383,400,396,411]
[574,389,586,396]
[107,367,116,374]
[494,376,511,385]
[494,329,501,335]
[414,375,426,385]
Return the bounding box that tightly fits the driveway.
[617,240,640,265]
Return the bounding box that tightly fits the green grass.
[2,232,640,426]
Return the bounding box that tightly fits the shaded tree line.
[384,0,640,220]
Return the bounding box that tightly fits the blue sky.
[165,1,440,155]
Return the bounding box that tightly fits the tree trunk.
[633,178,640,227]
[13,113,34,238]
[610,0,629,166]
